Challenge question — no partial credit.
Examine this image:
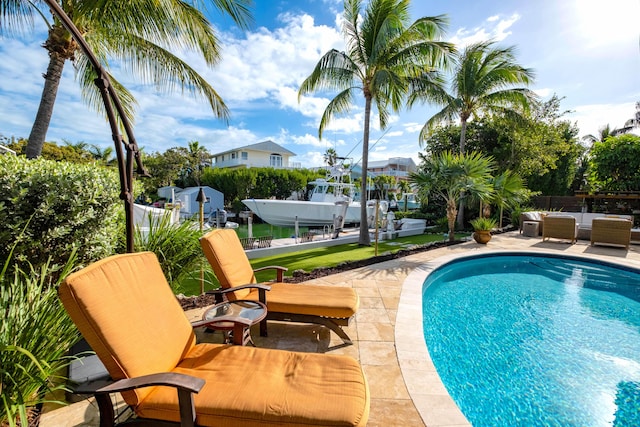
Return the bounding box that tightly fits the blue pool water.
[422,254,640,427]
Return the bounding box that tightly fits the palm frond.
[298,49,357,97]
[92,34,229,121]
[0,0,36,36]
[318,88,357,138]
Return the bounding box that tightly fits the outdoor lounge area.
[521,210,639,246]
[40,231,640,427]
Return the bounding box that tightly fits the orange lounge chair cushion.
[200,228,257,299]
[59,252,196,406]
[137,343,370,427]
[242,283,358,319]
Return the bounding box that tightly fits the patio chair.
[542,215,578,244]
[59,251,370,427]
[590,217,632,249]
[200,229,358,346]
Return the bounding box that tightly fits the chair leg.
[260,318,268,337]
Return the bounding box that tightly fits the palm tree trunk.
[358,95,372,246]
[456,117,468,227]
[26,51,67,159]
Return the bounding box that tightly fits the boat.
[395,193,421,211]
[242,166,361,227]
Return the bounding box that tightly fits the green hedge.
[0,156,121,271]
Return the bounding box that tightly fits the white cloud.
[450,13,520,47]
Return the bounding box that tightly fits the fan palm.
[0,0,252,158]
[491,169,528,228]
[298,0,454,245]
[410,150,494,242]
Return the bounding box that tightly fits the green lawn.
[179,232,468,296]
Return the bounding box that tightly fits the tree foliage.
[421,95,583,196]
[201,167,324,211]
[587,134,640,192]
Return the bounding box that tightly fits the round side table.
[202,300,267,346]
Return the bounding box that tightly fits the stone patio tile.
[359,341,397,365]
[367,398,425,427]
[358,296,385,309]
[357,321,395,342]
[362,363,410,399]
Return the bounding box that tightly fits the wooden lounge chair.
[542,215,578,244]
[59,251,370,427]
[200,229,358,346]
[591,217,632,249]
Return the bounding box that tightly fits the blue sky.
[1,0,638,167]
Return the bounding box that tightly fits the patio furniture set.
[59,229,368,426]
[520,211,638,249]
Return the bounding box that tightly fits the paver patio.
[40,231,640,426]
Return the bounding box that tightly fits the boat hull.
[242,199,361,227]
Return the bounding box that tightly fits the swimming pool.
[422,254,640,427]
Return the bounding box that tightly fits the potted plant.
[470,217,497,244]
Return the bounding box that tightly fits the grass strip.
[179,232,467,295]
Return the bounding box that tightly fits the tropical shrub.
[133,213,207,294]
[587,134,640,192]
[470,216,497,231]
[0,251,79,426]
[0,156,121,273]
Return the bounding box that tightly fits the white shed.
[157,186,183,201]
[175,186,224,219]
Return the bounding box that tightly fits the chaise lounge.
[59,251,370,427]
[200,229,359,346]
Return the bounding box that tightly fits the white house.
[212,140,298,169]
[367,157,417,179]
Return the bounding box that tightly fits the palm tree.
[415,40,536,153]
[186,141,211,186]
[1,0,252,158]
[299,0,453,245]
[410,151,494,242]
[491,170,528,228]
[89,144,115,165]
[582,124,615,145]
[323,148,338,166]
[411,40,535,227]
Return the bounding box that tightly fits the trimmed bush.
[0,156,121,271]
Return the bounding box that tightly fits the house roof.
[212,140,296,157]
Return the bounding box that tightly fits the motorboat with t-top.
[242,166,361,227]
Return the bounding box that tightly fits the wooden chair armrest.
[253,265,288,282]
[205,284,271,303]
[94,372,205,395]
[79,373,205,427]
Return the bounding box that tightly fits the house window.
[231,152,237,159]
[221,155,224,161]
[241,152,248,160]
[270,154,283,167]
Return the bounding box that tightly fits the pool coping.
[395,248,640,427]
